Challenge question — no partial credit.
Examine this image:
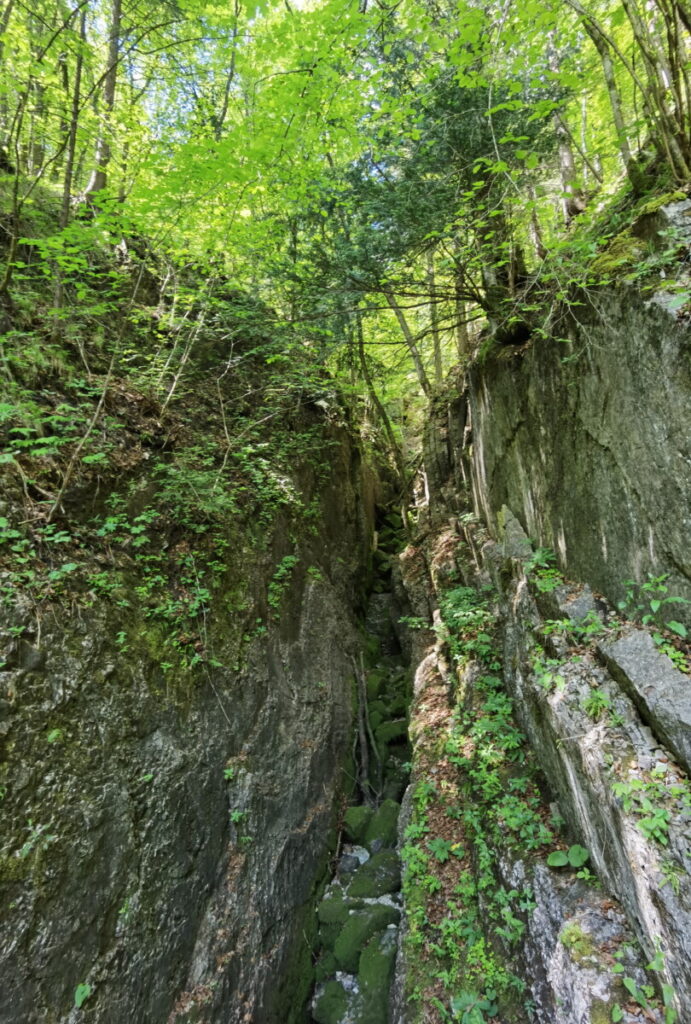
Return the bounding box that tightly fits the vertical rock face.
[394,292,691,1022]
[0,426,373,1024]
[465,288,691,619]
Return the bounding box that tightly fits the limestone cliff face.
[0,422,373,1024]
[465,288,691,618]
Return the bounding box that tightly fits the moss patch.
[333,905,400,972]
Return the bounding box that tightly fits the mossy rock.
[343,805,373,844]
[366,670,386,701]
[354,927,398,1023]
[363,799,400,850]
[347,850,401,898]
[559,921,597,964]
[382,764,409,802]
[375,719,408,747]
[313,951,338,983]
[319,920,343,952]
[368,699,387,719]
[333,906,400,973]
[383,691,407,714]
[591,231,646,276]
[317,888,351,926]
[312,980,349,1024]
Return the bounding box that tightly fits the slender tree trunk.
[382,288,431,397]
[426,252,443,385]
[85,0,121,202]
[53,5,86,334]
[583,22,632,175]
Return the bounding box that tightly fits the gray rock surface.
[599,630,691,775]
[465,287,691,624]
[0,428,372,1024]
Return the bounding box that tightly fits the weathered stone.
[318,888,351,926]
[598,629,691,775]
[363,799,401,850]
[313,952,338,983]
[333,906,400,973]
[347,850,401,898]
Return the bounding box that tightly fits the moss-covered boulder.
[363,799,400,850]
[317,887,351,926]
[355,927,398,1023]
[382,763,409,802]
[333,905,400,973]
[312,979,349,1024]
[375,719,408,747]
[313,951,338,983]
[366,670,387,701]
[343,805,373,844]
[347,850,401,898]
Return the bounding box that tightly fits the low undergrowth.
[401,573,556,1023]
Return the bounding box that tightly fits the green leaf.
[667,621,687,638]
[74,983,92,1008]
[567,844,590,868]
[547,850,569,867]
[611,1006,623,1023]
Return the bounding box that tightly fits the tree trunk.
[85,0,121,202]
[382,288,432,396]
[426,251,443,385]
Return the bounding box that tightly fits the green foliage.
[617,574,690,638]
[547,844,590,869]
[268,555,299,612]
[525,547,563,593]
[611,765,690,847]
[450,989,498,1024]
[581,689,612,721]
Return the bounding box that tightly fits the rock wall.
[393,512,690,1024]
[0,425,374,1024]
[464,288,691,618]
[394,292,691,1021]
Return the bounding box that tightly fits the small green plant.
[618,573,689,638]
[268,554,299,610]
[399,615,429,630]
[525,547,563,592]
[17,819,57,860]
[546,844,590,869]
[427,837,457,863]
[531,652,566,691]
[223,766,235,781]
[74,982,92,1009]
[582,688,612,720]
[450,989,498,1023]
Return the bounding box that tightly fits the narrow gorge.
[1,1,691,1020]
[2,277,690,1024]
